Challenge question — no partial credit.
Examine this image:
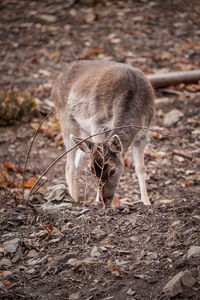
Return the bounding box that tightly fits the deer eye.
[109,168,116,177]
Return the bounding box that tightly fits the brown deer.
[52,60,154,206]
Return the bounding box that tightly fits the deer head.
[71,134,124,205]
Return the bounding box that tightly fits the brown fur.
[52,60,154,205]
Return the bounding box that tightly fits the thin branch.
[22,111,53,203]
[27,124,195,201]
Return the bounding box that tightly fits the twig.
[160,88,200,96]
[22,111,53,203]
[172,149,192,159]
[27,124,195,201]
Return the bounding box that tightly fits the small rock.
[163,109,183,127]
[91,246,101,258]
[51,252,76,264]
[41,202,72,210]
[1,271,12,277]
[85,12,96,24]
[163,270,195,297]
[69,292,81,300]
[44,184,67,202]
[67,258,82,267]
[3,238,21,253]
[26,268,36,275]
[27,255,49,266]
[133,274,152,281]
[27,250,39,258]
[0,258,12,268]
[91,228,106,240]
[36,14,57,24]
[126,288,136,296]
[188,245,200,258]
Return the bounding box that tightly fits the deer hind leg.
[132,132,151,206]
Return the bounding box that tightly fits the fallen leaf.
[110,269,123,277]
[3,281,12,286]
[183,180,192,187]
[124,157,132,167]
[152,132,164,139]
[4,162,15,171]
[19,178,36,189]
[48,51,61,58]
[115,199,121,206]
[187,118,200,125]
[2,169,9,180]
[57,139,63,147]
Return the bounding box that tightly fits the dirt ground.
[0,0,200,299]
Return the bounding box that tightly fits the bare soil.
[0,1,200,299]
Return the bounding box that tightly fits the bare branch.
[22,111,53,203]
[27,124,195,201]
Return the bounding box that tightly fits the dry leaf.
[110,269,123,277]
[115,199,121,206]
[19,178,36,189]
[3,281,12,286]
[4,162,15,171]
[124,157,132,167]
[152,132,164,139]
[183,180,192,187]
[48,51,61,58]
[57,139,63,147]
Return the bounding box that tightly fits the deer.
[51,60,154,206]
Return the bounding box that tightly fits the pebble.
[69,292,81,300]
[126,288,136,296]
[187,245,200,258]
[91,246,101,258]
[44,184,67,202]
[27,250,39,258]
[0,258,12,268]
[3,238,21,253]
[27,255,49,266]
[163,270,195,297]
[67,258,82,267]
[163,109,183,127]
[36,14,57,24]
[26,268,36,275]
[91,228,106,240]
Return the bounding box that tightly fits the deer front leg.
[66,149,79,203]
[132,137,151,206]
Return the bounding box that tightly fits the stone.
[91,246,101,258]
[3,238,20,253]
[69,292,81,300]
[26,268,36,275]
[1,271,12,277]
[163,270,195,297]
[163,109,183,127]
[0,258,12,268]
[44,184,67,202]
[187,245,200,258]
[85,12,96,24]
[41,202,72,210]
[126,288,136,296]
[27,250,39,258]
[91,228,106,240]
[27,255,49,266]
[67,258,82,267]
[36,14,57,24]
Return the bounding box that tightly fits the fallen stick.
[147,70,200,88]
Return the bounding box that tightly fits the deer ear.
[70,134,94,153]
[108,135,123,153]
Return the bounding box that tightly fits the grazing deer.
[52,60,154,206]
